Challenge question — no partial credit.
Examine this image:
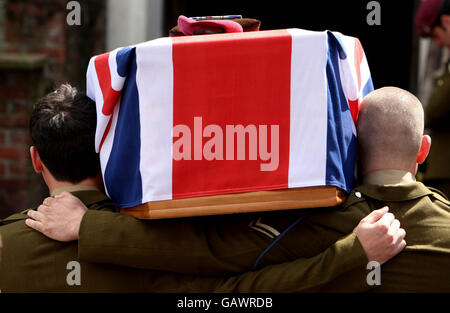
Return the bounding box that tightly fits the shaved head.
[357,87,425,174]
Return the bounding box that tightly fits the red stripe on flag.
[349,38,365,124]
[171,30,292,199]
[94,52,122,152]
[354,39,364,92]
[99,115,113,153]
[94,53,121,116]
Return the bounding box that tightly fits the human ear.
[30,146,44,173]
[417,135,431,164]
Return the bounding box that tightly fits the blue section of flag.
[324,33,358,193]
[104,47,143,207]
[116,47,133,77]
[363,76,374,97]
[331,33,347,60]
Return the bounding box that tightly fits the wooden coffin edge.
[120,186,347,219]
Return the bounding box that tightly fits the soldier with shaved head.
[206,87,450,292]
[357,87,430,177]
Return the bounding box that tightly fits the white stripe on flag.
[99,99,121,198]
[108,48,127,91]
[136,38,174,202]
[287,29,328,188]
[333,32,370,135]
[86,54,123,198]
[360,54,371,95]
[86,57,108,153]
[334,32,359,101]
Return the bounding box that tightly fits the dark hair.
[29,84,100,183]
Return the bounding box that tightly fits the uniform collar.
[355,181,433,202]
[51,186,108,208]
[1,187,109,225]
[51,185,99,197]
[362,169,416,185]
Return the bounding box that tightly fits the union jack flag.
[87,29,373,208]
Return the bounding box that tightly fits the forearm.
[78,210,265,275]
[213,233,368,293]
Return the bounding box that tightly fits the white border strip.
[287,29,329,188]
[136,38,174,201]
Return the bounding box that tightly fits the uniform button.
[355,191,362,198]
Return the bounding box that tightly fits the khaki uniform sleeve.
[212,233,368,293]
[78,210,270,275]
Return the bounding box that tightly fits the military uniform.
[76,170,450,292]
[423,61,450,198]
[210,170,450,292]
[0,186,368,293]
[77,195,367,276]
[0,187,203,292]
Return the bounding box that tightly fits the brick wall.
[4,0,67,83]
[3,0,105,86]
[0,0,106,218]
[0,54,49,218]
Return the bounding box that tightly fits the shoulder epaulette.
[0,208,32,225]
[428,187,450,206]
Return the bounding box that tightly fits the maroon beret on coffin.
[169,16,261,37]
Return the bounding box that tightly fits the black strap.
[253,212,310,270]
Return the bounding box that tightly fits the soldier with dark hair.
[29,84,101,186]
